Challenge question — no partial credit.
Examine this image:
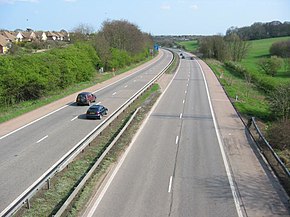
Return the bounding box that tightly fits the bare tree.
[92,33,112,70]
[71,23,95,41]
[225,33,251,62]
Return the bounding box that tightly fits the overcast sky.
[0,0,289,35]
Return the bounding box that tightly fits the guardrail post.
[26,199,30,209]
[47,178,51,189]
[246,117,253,128]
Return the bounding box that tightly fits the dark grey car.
[86,104,108,119]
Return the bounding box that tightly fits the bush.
[267,120,290,151]
[257,56,283,77]
[0,43,101,106]
[270,40,290,58]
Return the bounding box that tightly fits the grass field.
[242,36,290,87]
[177,40,199,52]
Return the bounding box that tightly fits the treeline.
[226,21,290,40]
[199,33,250,62]
[0,20,154,106]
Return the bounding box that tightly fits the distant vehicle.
[190,56,194,60]
[86,104,108,119]
[76,92,96,105]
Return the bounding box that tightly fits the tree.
[92,33,112,70]
[225,33,250,62]
[199,35,228,61]
[99,20,145,54]
[268,84,290,121]
[71,23,95,41]
[257,56,283,76]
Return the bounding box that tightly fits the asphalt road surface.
[0,49,173,213]
[84,54,241,217]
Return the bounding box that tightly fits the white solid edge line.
[196,59,244,217]
[85,55,181,217]
[0,50,165,141]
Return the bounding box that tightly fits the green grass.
[177,40,199,52]
[207,59,270,120]
[241,36,290,87]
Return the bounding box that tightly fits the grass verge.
[165,50,179,74]
[206,59,271,120]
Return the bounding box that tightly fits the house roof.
[21,31,32,38]
[0,31,16,42]
[0,34,9,46]
[34,31,46,37]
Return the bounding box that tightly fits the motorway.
[0,49,173,213]
[83,53,290,217]
[84,54,240,217]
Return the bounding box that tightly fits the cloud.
[190,4,198,10]
[0,0,38,4]
[161,3,171,10]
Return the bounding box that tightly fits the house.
[54,31,64,41]
[0,31,16,43]
[46,31,59,41]
[21,31,36,41]
[35,31,47,41]
[0,34,11,54]
[11,31,24,42]
[60,30,70,41]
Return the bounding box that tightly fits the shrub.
[0,43,101,106]
[267,120,290,151]
[257,56,283,77]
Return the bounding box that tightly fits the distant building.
[0,34,11,54]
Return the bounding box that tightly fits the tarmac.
[0,50,289,216]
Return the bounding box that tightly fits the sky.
[0,0,289,35]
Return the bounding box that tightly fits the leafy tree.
[268,84,290,121]
[199,35,228,61]
[99,20,146,54]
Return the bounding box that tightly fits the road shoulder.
[197,59,290,217]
